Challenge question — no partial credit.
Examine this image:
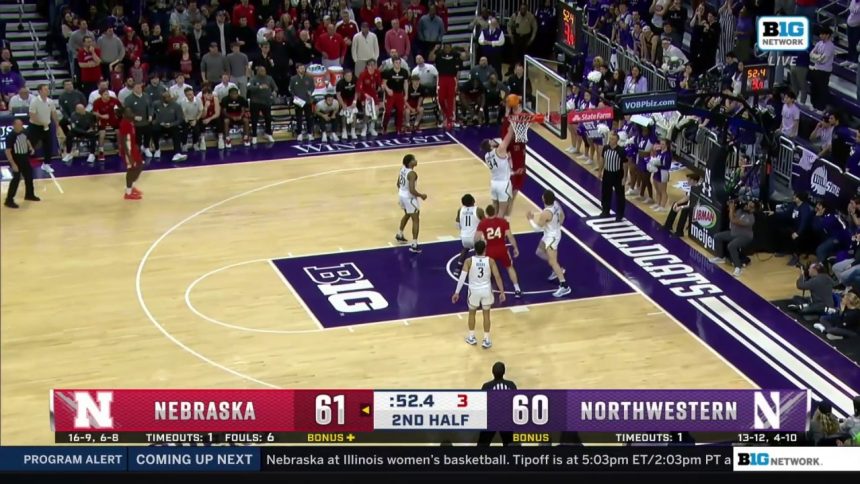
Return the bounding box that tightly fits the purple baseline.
[453,128,860,414]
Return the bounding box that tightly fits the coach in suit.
[207,10,234,56]
[477,362,518,446]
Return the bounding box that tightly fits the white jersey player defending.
[396,153,427,253]
[454,193,485,275]
[480,128,514,220]
[451,239,506,349]
[528,189,571,298]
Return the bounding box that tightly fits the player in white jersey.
[480,128,514,219]
[451,240,506,349]
[396,154,427,253]
[528,189,571,297]
[454,193,485,275]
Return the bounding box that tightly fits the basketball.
[506,94,521,108]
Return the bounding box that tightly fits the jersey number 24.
[485,227,502,240]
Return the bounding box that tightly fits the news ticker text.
[55,431,805,445]
[3,446,858,473]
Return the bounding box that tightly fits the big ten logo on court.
[73,391,114,429]
[756,16,809,51]
[752,391,781,430]
[737,452,770,466]
[303,263,389,313]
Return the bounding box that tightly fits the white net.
[510,115,532,143]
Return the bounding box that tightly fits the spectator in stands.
[359,0,379,28]
[809,401,842,444]
[809,114,835,157]
[168,74,191,101]
[809,27,835,112]
[78,35,103,94]
[639,26,660,65]
[129,57,149,86]
[253,41,280,87]
[381,49,409,71]
[247,65,277,144]
[170,1,192,34]
[828,116,857,169]
[505,63,531,107]
[168,25,189,68]
[145,74,168,106]
[660,35,687,75]
[9,87,32,115]
[380,0,402,30]
[778,192,815,266]
[188,20,208,62]
[417,6,445,59]
[68,19,91,78]
[709,199,756,277]
[431,43,462,130]
[508,4,537,75]
[0,48,19,73]
[97,25,125,80]
[780,91,800,138]
[152,91,186,162]
[665,0,686,43]
[689,8,719,74]
[478,17,504,80]
[733,4,753,63]
[122,27,143,69]
[849,0,860,62]
[385,19,411,61]
[317,23,346,68]
[145,24,167,74]
[118,77,135,105]
[663,172,700,237]
[226,41,251,97]
[483,73,506,125]
[290,64,316,141]
[831,234,860,286]
[207,10,232,56]
[201,42,229,86]
[470,57,496,88]
[433,0,449,31]
[234,16,257,50]
[469,7,491,42]
[92,88,121,161]
[814,200,851,265]
[293,29,318,67]
[814,289,860,340]
[353,22,380,75]
[0,62,23,105]
[214,72,238,101]
[186,1,205,30]
[233,0,258,29]
[624,65,648,94]
[257,17,276,46]
[336,9,359,70]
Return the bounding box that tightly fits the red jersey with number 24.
[477,217,510,252]
[118,119,141,164]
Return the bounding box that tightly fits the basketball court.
[2,64,859,445]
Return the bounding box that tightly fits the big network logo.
[757,16,810,51]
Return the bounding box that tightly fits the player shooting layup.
[481,126,514,220]
[501,94,527,219]
[528,189,571,297]
[452,240,506,349]
[396,154,427,253]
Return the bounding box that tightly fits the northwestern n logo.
[753,391,781,430]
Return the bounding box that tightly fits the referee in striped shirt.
[4,118,37,208]
[478,362,517,446]
[600,131,626,221]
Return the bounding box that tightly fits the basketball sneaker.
[350,127,357,139]
[465,335,477,345]
[225,138,233,148]
[331,133,339,142]
[553,286,571,298]
[154,149,161,158]
[98,150,106,162]
[243,136,250,147]
[41,163,54,174]
[341,128,348,139]
[368,125,378,137]
[395,234,407,243]
[251,136,258,145]
[124,191,142,200]
[264,134,275,143]
[131,187,143,195]
[409,244,422,254]
[217,136,225,149]
[548,269,566,281]
[514,290,522,299]
[321,132,328,143]
[86,153,95,163]
[481,339,492,349]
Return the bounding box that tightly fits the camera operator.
[788,262,836,316]
[708,199,756,277]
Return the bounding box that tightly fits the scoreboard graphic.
[51,389,808,445]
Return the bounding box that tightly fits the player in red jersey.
[92,90,121,161]
[476,204,522,298]
[118,108,144,200]
[357,59,383,137]
[501,94,527,219]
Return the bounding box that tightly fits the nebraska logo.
[693,204,717,229]
[73,391,114,429]
[567,107,614,124]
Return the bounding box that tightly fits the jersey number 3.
[485,227,502,240]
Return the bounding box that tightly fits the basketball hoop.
[509,112,545,143]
